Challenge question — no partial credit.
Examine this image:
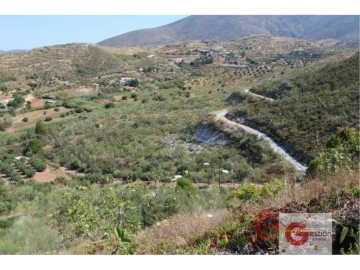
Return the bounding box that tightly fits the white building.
[120,77,134,84]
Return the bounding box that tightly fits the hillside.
[98,15,359,48]
[0,43,175,96]
[1,36,347,98]
[227,52,359,161]
[0,44,135,80]
[0,27,358,255]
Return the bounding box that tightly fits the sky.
[0,15,187,51]
[0,0,354,51]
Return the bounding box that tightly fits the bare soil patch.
[25,93,46,108]
[0,94,12,103]
[32,166,71,183]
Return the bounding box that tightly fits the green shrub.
[260,179,284,198]
[129,79,139,87]
[75,107,83,113]
[69,159,81,171]
[0,161,25,183]
[307,127,359,176]
[0,162,15,177]
[228,179,284,203]
[0,85,8,92]
[15,159,36,178]
[228,183,261,202]
[7,95,24,109]
[83,108,93,112]
[176,177,196,195]
[24,138,43,155]
[85,173,113,185]
[0,118,12,131]
[63,102,73,109]
[104,103,115,109]
[11,174,24,184]
[29,157,46,172]
[54,177,66,184]
[22,117,29,122]
[0,217,15,229]
[35,121,46,135]
[0,185,17,215]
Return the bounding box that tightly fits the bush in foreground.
[176,177,196,195]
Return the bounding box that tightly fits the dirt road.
[215,109,307,173]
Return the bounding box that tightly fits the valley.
[0,16,359,255]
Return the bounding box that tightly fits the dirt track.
[244,88,275,102]
[214,109,307,173]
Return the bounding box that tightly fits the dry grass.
[52,87,98,99]
[134,209,232,254]
[134,168,358,254]
[243,168,359,216]
[4,107,71,132]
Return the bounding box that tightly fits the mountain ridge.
[0,49,28,54]
[98,15,359,48]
